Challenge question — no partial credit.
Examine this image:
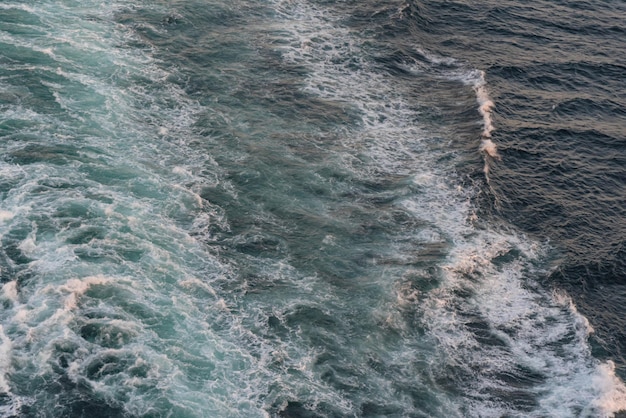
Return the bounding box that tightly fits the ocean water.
[0,0,625,417]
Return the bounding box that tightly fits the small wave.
[472,72,497,148]
[447,66,499,175]
[466,70,499,176]
[401,51,499,173]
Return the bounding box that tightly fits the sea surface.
[1,0,625,416]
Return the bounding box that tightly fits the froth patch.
[0,325,12,393]
[17,235,37,257]
[552,293,626,416]
[0,210,14,222]
[0,3,37,13]
[468,72,499,176]
[592,361,626,417]
[50,275,114,310]
[179,277,217,297]
[472,72,499,157]
[172,166,190,176]
[553,290,594,334]
[480,139,498,159]
[2,281,19,303]
[421,230,626,416]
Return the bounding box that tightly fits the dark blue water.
[0,0,625,416]
[414,0,626,375]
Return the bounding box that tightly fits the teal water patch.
[0,1,266,416]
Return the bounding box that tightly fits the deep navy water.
[0,0,625,416]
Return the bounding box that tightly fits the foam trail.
[471,71,499,174]
[475,76,495,138]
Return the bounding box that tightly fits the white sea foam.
[0,326,22,418]
[179,277,218,297]
[0,3,37,13]
[0,325,12,393]
[415,220,626,417]
[0,210,14,222]
[2,281,19,303]
[472,71,499,161]
[460,69,499,175]
[591,361,626,416]
[54,275,113,310]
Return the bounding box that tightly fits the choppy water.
[1,0,625,416]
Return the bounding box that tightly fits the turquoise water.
[1,0,625,416]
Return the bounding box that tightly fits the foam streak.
[471,71,499,176]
